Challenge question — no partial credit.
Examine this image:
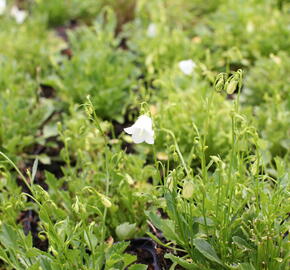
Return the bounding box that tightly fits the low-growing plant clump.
[0,0,289,269]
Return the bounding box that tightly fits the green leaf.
[39,255,53,270]
[106,241,129,260]
[43,124,58,139]
[115,222,136,240]
[0,224,19,249]
[232,236,253,250]
[193,238,223,266]
[145,211,182,244]
[0,248,10,264]
[239,262,256,270]
[164,254,199,269]
[28,262,40,270]
[45,171,60,192]
[106,253,123,267]
[122,253,137,267]
[31,158,39,184]
[38,154,51,165]
[193,217,214,226]
[128,264,148,270]
[26,247,43,257]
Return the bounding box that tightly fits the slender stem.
[159,128,190,177]
[200,140,209,236]
[100,148,111,243]
[0,151,32,193]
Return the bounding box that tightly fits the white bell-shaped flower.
[124,115,154,144]
[0,0,6,15]
[147,23,157,38]
[178,59,196,75]
[11,6,27,24]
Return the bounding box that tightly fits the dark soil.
[113,0,136,35]
[126,238,172,269]
[39,84,56,99]
[17,210,49,251]
[55,19,79,42]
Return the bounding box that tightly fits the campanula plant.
[0,0,289,269]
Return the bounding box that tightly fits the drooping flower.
[0,0,6,15]
[10,6,27,24]
[178,59,196,75]
[147,23,157,38]
[124,115,154,144]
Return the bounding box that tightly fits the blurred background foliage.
[0,0,289,269]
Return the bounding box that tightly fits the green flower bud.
[38,232,47,241]
[214,73,228,92]
[173,152,179,162]
[49,246,58,257]
[125,173,134,185]
[210,155,220,163]
[72,196,80,213]
[226,79,238,94]
[182,181,194,199]
[166,176,174,191]
[100,195,112,208]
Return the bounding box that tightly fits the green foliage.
[32,0,104,27]
[0,0,289,269]
[52,12,140,122]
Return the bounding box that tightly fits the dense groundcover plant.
[0,0,289,269]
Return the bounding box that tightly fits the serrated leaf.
[106,241,129,260]
[193,238,223,266]
[123,253,137,267]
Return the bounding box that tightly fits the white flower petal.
[11,6,27,24]
[123,114,154,145]
[124,126,135,135]
[135,115,152,128]
[144,130,154,144]
[147,23,157,37]
[178,59,196,75]
[132,128,145,144]
[0,0,6,15]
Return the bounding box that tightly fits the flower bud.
[125,174,134,185]
[214,73,228,92]
[166,176,174,191]
[210,155,220,163]
[182,181,194,199]
[49,246,58,257]
[173,152,179,162]
[226,79,238,94]
[72,196,80,213]
[38,232,47,241]
[100,195,112,208]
